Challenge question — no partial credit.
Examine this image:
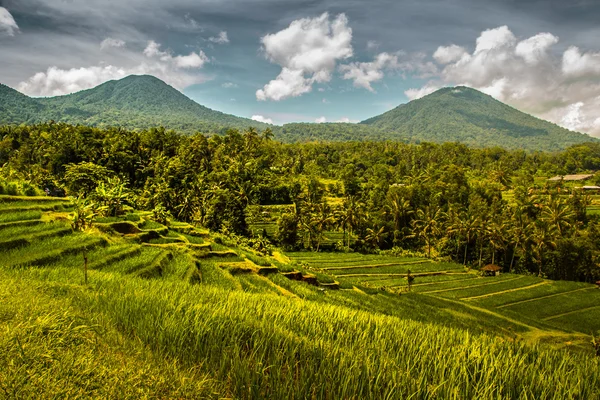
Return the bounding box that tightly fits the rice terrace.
[2,1,600,399]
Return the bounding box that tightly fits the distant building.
[548,174,594,182]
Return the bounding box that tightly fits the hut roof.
[548,174,593,181]
[582,186,600,190]
[481,264,502,272]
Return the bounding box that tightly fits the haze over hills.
[0,75,597,151]
[0,75,269,133]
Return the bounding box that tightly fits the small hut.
[481,264,502,277]
[595,280,600,289]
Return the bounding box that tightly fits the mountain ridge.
[0,75,269,133]
[1,76,597,151]
[359,86,595,151]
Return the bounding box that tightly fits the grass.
[474,280,592,308]
[503,289,600,321]
[0,210,43,223]
[61,275,600,398]
[413,274,519,293]
[0,233,105,268]
[328,262,463,276]
[436,276,542,299]
[0,270,220,398]
[1,197,600,398]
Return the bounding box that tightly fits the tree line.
[1,122,600,282]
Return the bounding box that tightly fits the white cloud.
[208,31,229,44]
[340,52,400,92]
[0,7,19,36]
[322,98,330,104]
[256,12,353,101]
[173,51,209,68]
[405,82,443,100]
[251,115,273,124]
[367,40,379,51]
[100,38,126,50]
[341,51,437,92]
[18,41,210,96]
[315,116,327,123]
[433,45,467,64]
[222,82,238,88]
[334,117,359,123]
[515,33,558,64]
[562,46,600,78]
[407,25,600,136]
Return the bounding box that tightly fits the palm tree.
[365,225,387,249]
[341,196,362,248]
[508,209,533,273]
[448,210,480,265]
[386,192,413,244]
[540,195,575,236]
[531,222,556,277]
[411,205,444,258]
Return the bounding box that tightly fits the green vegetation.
[2,76,597,151]
[361,86,596,151]
[2,114,600,397]
[0,75,269,134]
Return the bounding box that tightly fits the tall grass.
[82,275,599,399]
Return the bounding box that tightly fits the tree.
[531,222,556,277]
[275,213,299,249]
[411,205,444,258]
[365,225,386,249]
[540,195,575,237]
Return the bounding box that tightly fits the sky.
[1,0,600,136]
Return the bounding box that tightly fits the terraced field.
[3,194,599,349]
[286,251,600,342]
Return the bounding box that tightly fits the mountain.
[360,86,596,151]
[0,75,268,133]
[1,78,596,151]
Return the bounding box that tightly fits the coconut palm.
[411,205,444,258]
[365,225,387,249]
[540,195,575,236]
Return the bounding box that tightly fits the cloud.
[367,40,379,51]
[408,25,600,136]
[0,7,19,36]
[251,115,273,124]
[256,12,353,101]
[100,38,126,50]
[208,31,229,44]
[322,98,330,104]
[340,51,437,92]
[515,33,558,64]
[221,82,238,88]
[18,40,209,96]
[433,45,467,64]
[562,46,600,78]
[405,82,444,100]
[314,116,357,123]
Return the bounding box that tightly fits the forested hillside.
[361,86,596,151]
[0,75,269,133]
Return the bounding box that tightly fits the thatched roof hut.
[481,264,502,276]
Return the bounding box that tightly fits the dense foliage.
[0,76,269,134]
[2,122,600,282]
